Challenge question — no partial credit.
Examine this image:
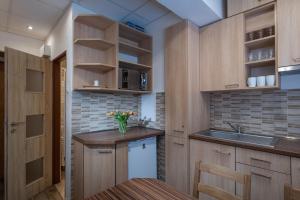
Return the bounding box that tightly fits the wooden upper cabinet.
[228,0,274,17]
[278,0,300,67]
[291,157,300,188]
[200,14,245,91]
[165,21,188,133]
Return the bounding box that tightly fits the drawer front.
[292,157,300,188]
[190,140,235,197]
[236,163,291,200]
[166,130,187,139]
[236,148,290,174]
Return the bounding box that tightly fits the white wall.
[0,30,43,56]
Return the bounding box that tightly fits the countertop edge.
[189,134,300,158]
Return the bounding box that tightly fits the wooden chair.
[193,161,251,200]
[284,184,300,200]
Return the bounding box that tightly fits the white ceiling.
[0,0,171,41]
[0,0,71,40]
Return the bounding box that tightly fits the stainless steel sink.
[198,130,277,147]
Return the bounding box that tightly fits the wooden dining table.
[85,178,194,200]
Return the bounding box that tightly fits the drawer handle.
[173,142,184,146]
[173,130,184,133]
[214,149,231,156]
[293,58,300,62]
[98,150,113,154]
[250,157,271,164]
[251,172,272,180]
[225,84,239,89]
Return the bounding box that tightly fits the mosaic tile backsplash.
[210,89,300,138]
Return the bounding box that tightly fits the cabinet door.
[165,21,187,133]
[84,146,115,198]
[292,157,300,188]
[200,14,244,91]
[278,0,300,67]
[236,163,291,200]
[189,140,235,199]
[165,135,188,193]
[228,0,274,17]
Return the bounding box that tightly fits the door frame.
[52,51,66,184]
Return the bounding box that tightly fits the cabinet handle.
[251,172,272,180]
[97,150,113,154]
[10,122,25,126]
[225,84,239,89]
[173,130,184,133]
[214,149,231,156]
[250,157,271,165]
[173,142,184,146]
[293,58,300,62]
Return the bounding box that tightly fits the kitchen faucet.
[225,121,241,134]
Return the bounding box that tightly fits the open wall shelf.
[73,15,153,94]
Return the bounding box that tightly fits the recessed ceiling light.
[27,25,33,30]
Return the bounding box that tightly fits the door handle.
[293,58,300,62]
[97,150,113,154]
[225,84,239,89]
[214,149,231,156]
[173,142,184,146]
[10,122,25,126]
[173,130,184,133]
[251,172,272,180]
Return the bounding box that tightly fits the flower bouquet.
[107,111,136,135]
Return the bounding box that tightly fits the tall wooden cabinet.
[165,20,210,194]
[199,14,245,91]
[277,0,300,67]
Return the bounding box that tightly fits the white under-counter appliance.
[128,136,157,179]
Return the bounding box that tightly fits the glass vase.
[118,120,127,136]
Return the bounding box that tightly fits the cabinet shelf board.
[245,35,275,49]
[74,63,116,72]
[74,38,115,50]
[119,23,151,43]
[74,87,151,94]
[74,15,115,30]
[119,60,151,71]
[245,85,279,90]
[119,41,151,56]
[245,58,275,67]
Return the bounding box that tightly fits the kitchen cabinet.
[199,14,245,91]
[277,0,300,67]
[189,140,235,198]
[165,135,189,194]
[227,0,274,17]
[291,157,300,188]
[165,20,210,194]
[236,163,291,200]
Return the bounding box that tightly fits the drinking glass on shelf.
[248,51,254,62]
[257,49,263,60]
[268,48,274,59]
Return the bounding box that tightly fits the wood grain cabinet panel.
[291,157,300,188]
[189,140,235,198]
[165,135,189,194]
[236,163,291,200]
[228,0,274,17]
[199,14,245,91]
[277,0,300,67]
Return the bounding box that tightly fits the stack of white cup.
[247,75,275,87]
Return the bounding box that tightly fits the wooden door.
[165,21,187,135]
[83,146,115,198]
[291,157,300,188]
[236,163,291,200]
[189,140,235,199]
[278,0,300,67]
[221,14,245,90]
[165,135,188,194]
[5,47,52,199]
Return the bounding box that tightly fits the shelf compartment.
[119,23,152,51]
[245,35,275,49]
[119,60,151,71]
[119,41,151,56]
[74,63,116,72]
[74,39,115,50]
[245,58,275,67]
[75,15,115,30]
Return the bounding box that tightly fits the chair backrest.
[193,161,251,200]
[284,184,300,200]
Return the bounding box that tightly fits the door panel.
[5,47,52,199]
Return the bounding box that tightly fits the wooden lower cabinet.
[236,163,291,200]
[189,140,235,199]
[73,140,116,199]
[165,135,189,194]
[291,157,300,188]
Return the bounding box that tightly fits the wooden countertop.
[86,178,193,200]
[72,127,164,145]
[190,130,300,158]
